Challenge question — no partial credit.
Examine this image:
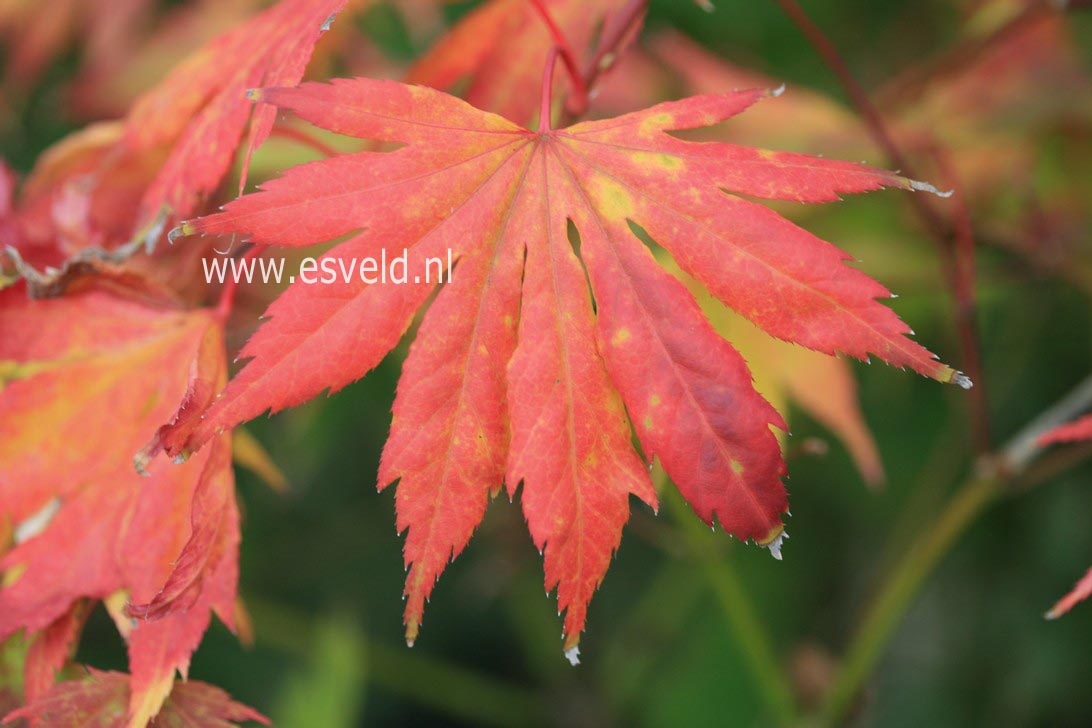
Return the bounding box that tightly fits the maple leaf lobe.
[179,77,964,653]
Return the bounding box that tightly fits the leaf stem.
[270,125,340,158]
[774,0,991,453]
[817,372,1092,725]
[529,0,588,112]
[538,46,560,132]
[214,243,262,322]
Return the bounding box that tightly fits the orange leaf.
[0,283,238,724]
[175,78,963,655]
[124,0,349,224]
[4,669,267,727]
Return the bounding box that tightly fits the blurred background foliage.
[2,0,1091,725]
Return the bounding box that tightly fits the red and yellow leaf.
[1046,566,1092,620]
[0,284,238,725]
[22,601,89,705]
[4,669,267,727]
[171,78,962,653]
[123,0,349,224]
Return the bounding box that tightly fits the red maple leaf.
[124,0,347,224]
[1039,413,1092,619]
[0,283,238,724]
[1,0,347,297]
[4,669,267,727]
[166,76,964,658]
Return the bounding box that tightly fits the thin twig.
[879,1,1064,108]
[529,0,588,112]
[931,142,991,449]
[270,125,341,158]
[995,372,1092,475]
[818,373,1092,725]
[774,0,991,453]
[215,243,262,322]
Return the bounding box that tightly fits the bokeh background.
[2,0,1090,725]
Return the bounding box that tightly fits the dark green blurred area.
[4,1,1092,726]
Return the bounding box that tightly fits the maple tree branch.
[878,0,1067,106]
[1018,439,1092,491]
[539,46,561,132]
[774,0,991,454]
[992,371,1092,476]
[822,474,1000,726]
[930,143,991,452]
[529,0,588,112]
[818,372,1092,725]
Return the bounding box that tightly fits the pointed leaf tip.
[907,178,954,198]
[168,222,194,244]
[764,530,788,561]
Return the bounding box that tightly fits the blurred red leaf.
[0,284,238,725]
[4,669,267,727]
[123,0,349,225]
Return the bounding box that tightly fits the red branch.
[530,0,649,120]
[775,0,992,453]
[931,143,990,451]
[215,244,263,322]
[270,125,340,158]
[530,0,588,113]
